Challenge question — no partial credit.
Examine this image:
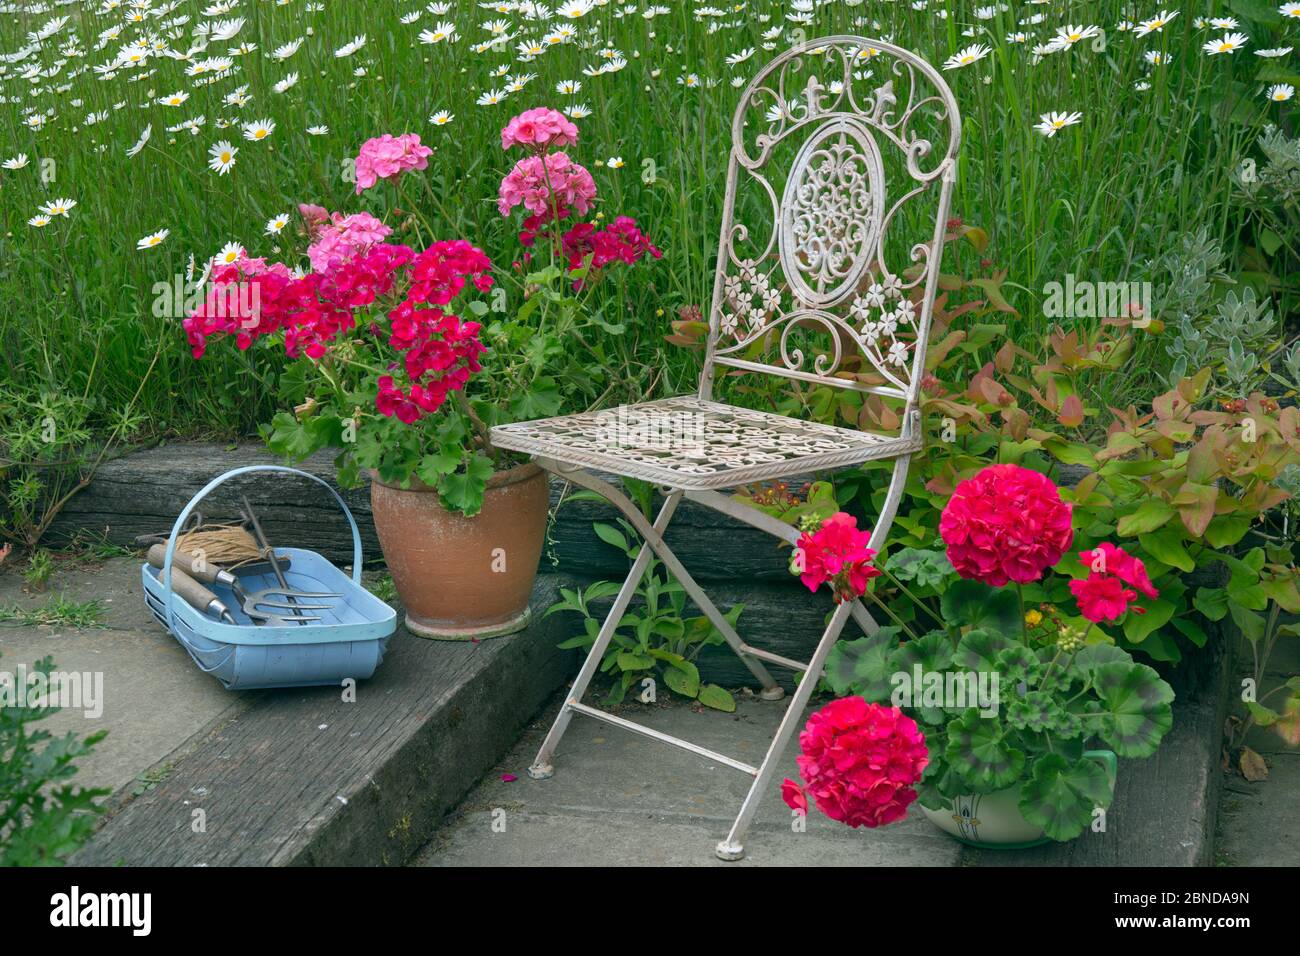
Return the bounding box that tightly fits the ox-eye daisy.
[942,43,990,70]
[2,154,30,170]
[1034,111,1082,137]
[1204,33,1248,55]
[208,139,238,174]
[242,118,275,141]
[1267,83,1295,102]
[136,229,169,250]
[215,241,244,265]
[39,197,77,217]
[28,215,52,228]
[265,213,289,234]
[1135,10,1178,38]
[430,110,454,126]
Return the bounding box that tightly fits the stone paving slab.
[1216,627,1299,867]
[0,557,249,799]
[416,694,963,867]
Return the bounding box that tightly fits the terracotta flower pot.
[369,461,548,640]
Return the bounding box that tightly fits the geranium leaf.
[945,710,1025,792]
[823,627,900,701]
[953,628,1016,673]
[437,453,494,517]
[1068,643,1134,683]
[1092,662,1174,757]
[940,579,1021,632]
[1018,753,1113,841]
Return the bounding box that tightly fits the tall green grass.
[0,0,1292,437]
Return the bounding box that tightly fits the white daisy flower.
[208,139,238,174]
[1204,33,1248,55]
[215,241,245,265]
[241,118,275,141]
[136,228,169,250]
[1034,110,1083,137]
[942,43,991,70]
[265,213,289,234]
[1134,10,1178,38]
[334,35,366,58]
[272,38,303,60]
[39,197,77,216]
[418,22,457,44]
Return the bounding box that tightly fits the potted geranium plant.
[184,110,660,639]
[785,464,1176,846]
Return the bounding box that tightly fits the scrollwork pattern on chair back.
[704,37,961,404]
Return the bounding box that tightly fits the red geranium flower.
[1069,574,1139,623]
[781,697,928,829]
[1070,542,1159,623]
[939,463,1074,587]
[1078,542,1158,598]
[793,512,881,603]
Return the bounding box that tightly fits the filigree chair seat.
[490,397,918,490]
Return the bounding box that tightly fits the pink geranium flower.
[353,132,433,194]
[500,107,578,152]
[794,512,881,603]
[781,697,928,829]
[939,463,1074,587]
[497,152,597,219]
[306,211,393,272]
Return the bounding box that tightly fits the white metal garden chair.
[490,37,960,861]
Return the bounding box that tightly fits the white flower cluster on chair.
[721,258,782,338]
[849,275,914,369]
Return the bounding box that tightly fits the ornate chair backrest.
[699,37,961,431]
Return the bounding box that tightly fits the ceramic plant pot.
[369,461,548,640]
[920,750,1117,848]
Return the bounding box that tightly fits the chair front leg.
[528,485,683,779]
[715,599,855,861]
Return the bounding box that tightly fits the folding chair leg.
[715,600,855,861]
[539,459,784,696]
[527,491,684,780]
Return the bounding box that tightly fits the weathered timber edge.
[45,441,797,581]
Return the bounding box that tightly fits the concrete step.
[70,573,580,866]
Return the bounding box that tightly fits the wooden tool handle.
[147,543,222,585]
[169,567,223,617]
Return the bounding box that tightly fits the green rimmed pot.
[920,749,1117,848]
